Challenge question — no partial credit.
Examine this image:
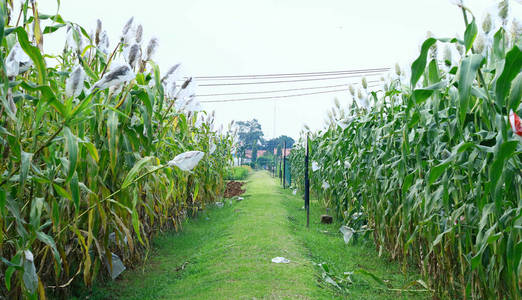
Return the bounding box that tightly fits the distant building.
[245,149,267,159]
[274,148,291,156]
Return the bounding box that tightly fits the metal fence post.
[305,133,310,228]
[283,141,286,189]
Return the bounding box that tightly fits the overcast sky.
[36,0,521,140]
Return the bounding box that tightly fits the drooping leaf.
[122,156,154,189]
[463,19,477,53]
[15,27,47,85]
[410,38,436,87]
[495,46,522,109]
[20,151,33,188]
[64,127,78,182]
[458,54,483,125]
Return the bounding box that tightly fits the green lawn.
[85,171,429,299]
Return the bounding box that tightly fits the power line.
[200,84,382,103]
[196,80,381,97]
[192,68,389,81]
[194,73,385,87]
[192,67,390,79]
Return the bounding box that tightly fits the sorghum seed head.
[122,17,134,35]
[95,19,102,45]
[482,13,492,34]
[135,24,143,44]
[498,0,509,23]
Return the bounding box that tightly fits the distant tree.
[276,144,282,157]
[256,153,274,169]
[266,135,295,154]
[234,119,264,162]
[251,143,258,168]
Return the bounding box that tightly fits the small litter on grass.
[105,252,126,279]
[321,214,333,224]
[271,257,290,264]
[292,189,297,195]
[340,226,355,244]
[175,261,189,272]
[237,196,244,201]
[215,202,224,208]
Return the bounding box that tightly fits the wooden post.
[304,133,310,228]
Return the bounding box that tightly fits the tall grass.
[0,1,232,298]
[225,166,251,181]
[290,3,521,299]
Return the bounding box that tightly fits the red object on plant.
[509,110,522,137]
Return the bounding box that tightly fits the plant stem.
[56,164,168,237]
[100,41,121,78]
[0,124,64,187]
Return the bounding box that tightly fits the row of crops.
[0,1,233,298]
[290,2,521,299]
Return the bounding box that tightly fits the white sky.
[36,0,521,140]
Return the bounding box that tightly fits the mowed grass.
[85,171,429,299]
[280,184,430,299]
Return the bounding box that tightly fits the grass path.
[89,171,429,299]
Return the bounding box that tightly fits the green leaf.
[121,156,154,189]
[36,231,61,276]
[15,27,47,85]
[432,228,453,249]
[22,251,38,294]
[43,23,66,34]
[53,183,71,200]
[5,266,15,291]
[68,93,93,120]
[64,127,78,182]
[463,19,477,53]
[412,81,447,105]
[458,54,483,125]
[0,187,5,216]
[402,172,415,195]
[132,207,144,245]
[0,0,5,43]
[134,89,152,116]
[493,28,505,59]
[495,46,522,109]
[82,141,99,162]
[78,56,98,81]
[429,161,451,185]
[489,140,518,190]
[20,151,33,188]
[410,38,436,87]
[108,111,119,174]
[70,172,80,213]
[354,268,388,287]
[508,72,522,111]
[29,197,43,229]
[20,82,66,116]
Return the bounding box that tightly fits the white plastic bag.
[322,181,330,190]
[105,252,126,279]
[168,151,205,171]
[340,226,354,244]
[271,257,290,264]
